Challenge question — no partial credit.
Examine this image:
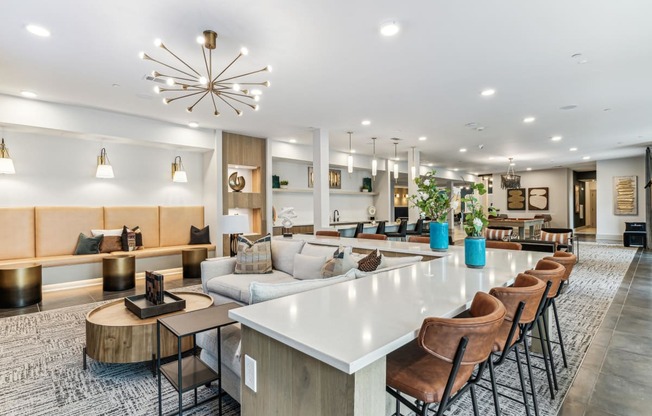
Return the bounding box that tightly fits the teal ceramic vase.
[464,236,486,268]
[429,221,449,251]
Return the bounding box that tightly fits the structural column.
[407,147,420,222]
[313,129,330,229]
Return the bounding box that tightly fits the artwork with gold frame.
[307,166,341,189]
[613,175,637,215]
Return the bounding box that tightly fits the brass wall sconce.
[96,148,114,179]
[0,138,16,175]
[171,156,188,183]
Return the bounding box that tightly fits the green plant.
[461,182,496,237]
[408,170,457,223]
[280,180,289,186]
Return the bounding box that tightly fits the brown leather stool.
[182,247,208,279]
[0,263,42,308]
[486,241,522,250]
[543,251,576,283]
[102,254,135,291]
[315,230,340,237]
[357,233,387,241]
[386,292,506,416]
[408,235,430,244]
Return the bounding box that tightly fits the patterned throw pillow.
[121,225,144,251]
[358,249,382,272]
[91,229,124,253]
[321,247,358,278]
[234,234,273,274]
[485,228,511,241]
[540,231,571,245]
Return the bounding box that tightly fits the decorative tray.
[124,291,186,319]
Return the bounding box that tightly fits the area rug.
[0,244,638,415]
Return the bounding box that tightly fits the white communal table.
[229,236,545,415]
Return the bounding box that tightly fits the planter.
[464,237,486,268]
[429,222,449,251]
[280,185,288,189]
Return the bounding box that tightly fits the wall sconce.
[95,148,114,179]
[0,138,16,174]
[171,156,188,183]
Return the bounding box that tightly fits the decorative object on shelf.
[221,214,249,256]
[228,172,246,191]
[272,175,280,189]
[409,170,457,251]
[140,29,271,117]
[279,180,289,189]
[392,139,400,183]
[371,137,378,180]
[528,187,549,210]
[277,207,297,237]
[362,177,372,193]
[95,148,114,179]
[347,131,354,174]
[171,156,187,183]
[145,271,165,305]
[367,205,376,221]
[507,188,526,210]
[613,175,637,215]
[500,157,521,189]
[0,137,16,175]
[308,167,341,189]
[462,182,494,268]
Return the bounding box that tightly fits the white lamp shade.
[96,164,114,179]
[393,162,399,179]
[347,154,353,173]
[0,157,15,174]
[173,170,188,183]
[371,159,377,177]
[221,214,250,234]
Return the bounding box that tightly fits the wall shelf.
[273,188,378,196]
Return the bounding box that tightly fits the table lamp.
[221,214,249,256]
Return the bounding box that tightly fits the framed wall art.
[506,188,526,210]
[613,175,637,215]
[308,166,341,189]
[528,187,549,210]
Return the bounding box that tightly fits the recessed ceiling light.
[289,139,297,143]
[351,149,356,153]
[480,89,496,97]
[453,168,459,172]
[551,136,562,142]
[380,21,400,37]
[526,167,532,171]
[361,120,371,126]
[582,156,591,160]
[26,24,50,37]
[188,121,199,128]
[20,90,37,99]
[523,117,536,123]
[459,148,467,152]
[560,105,578,110]
[603,108,611,111]
[418,136,427,141]
[427,163,434,167]
[569,147,578,151]
[488,157,494,160]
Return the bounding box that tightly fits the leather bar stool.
[315,230,340,237]
[408,235,430,244]
[486,241,522,250]
[353,222,365,238]
[385,219,408,241]
[375,220,386,235]
[483,273,549,416]
[406,218,425,236]
[357,233,387,241]
[386,292,506,416]
[525,259,566,398]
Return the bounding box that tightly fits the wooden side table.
[157,302,239,416]
[182,247,208,279]
[103,254,136,291]
[0,263,42,308]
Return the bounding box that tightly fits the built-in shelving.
[273,188,378,196]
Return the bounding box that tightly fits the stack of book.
[145,271,165,305]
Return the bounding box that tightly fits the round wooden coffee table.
[84,291,213,366]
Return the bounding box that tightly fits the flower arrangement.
[461,182,496,237]
[409,170,457,223]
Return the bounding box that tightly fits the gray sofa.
[197,238,423,403]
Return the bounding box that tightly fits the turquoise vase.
[464,237,486,268]
[429,221,449,251]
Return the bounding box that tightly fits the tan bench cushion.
[0,207,35,260]
[35,207,104,257]
[115,244,215,259]
[159,206,204,247]
[103,206,160,248]
[0,253,108,269]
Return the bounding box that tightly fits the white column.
[408,148,420,222]
[313,129,330,229]
[203,129,223,254]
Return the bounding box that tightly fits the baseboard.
[43,267,183,293]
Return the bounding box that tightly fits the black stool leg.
[536,318,556,399]
[488,357,501,416]
[541,309,559,391]
[523,343,540,416]
[470,384,479,416]
[551,299,568,368]
[513,347,531,416]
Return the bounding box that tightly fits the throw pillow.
[485,228,511,241]
[271,239,306,275]
[189,225,211,245]
[300,243,338,258]
[74,233,103,255]
[121,226,144,251]
[293,253,327,280]
[249,270,356,304]
[540,230,571,245]
[234,234,273,274]
[357,249,382,272]
[91,228,124,253]
[321,249,358,278]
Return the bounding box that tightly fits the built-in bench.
[0,206,215,285]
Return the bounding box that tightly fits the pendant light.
[0,137,16,175]
[393,140,399,183]
[371,137,377,180]
[95,148,114,179]
[500,157,521,189]
[410,147,416,180]
[347,131,354,174]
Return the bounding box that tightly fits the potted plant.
[409,170,457,251]
[280,180,289,189]
[461,182,495,268]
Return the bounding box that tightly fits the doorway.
[576,179,597,236]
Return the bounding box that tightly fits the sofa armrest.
[201,257,237,293]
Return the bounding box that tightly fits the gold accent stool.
[182,247,208,279]
[102,254,136,291]
[0,263,42,308]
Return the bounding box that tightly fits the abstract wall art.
[528,187,549,210]
[507,188,526,210]
[613,175,637,215]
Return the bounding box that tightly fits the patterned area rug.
[0,244,637,415]
[0,285,241,416]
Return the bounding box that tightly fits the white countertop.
[229,236,545,374]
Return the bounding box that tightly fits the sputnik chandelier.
[140,29,271,116]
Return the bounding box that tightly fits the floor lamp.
[221,214,249,257]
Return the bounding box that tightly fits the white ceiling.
[2,0,652,174]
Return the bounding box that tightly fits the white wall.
[596,156,646,240]
[492,168,570,228]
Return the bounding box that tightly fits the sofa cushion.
[159,206,204,247]
[189,225,211,244]
[485,228,511,241]
[271,239,306,275]
[379,255,424,270]
[196,323,242,377]
[121,225,144,251]
[91,229,123,253]
[249,270,356,304]
[0,207,35,261]
[205,270,295,304]
[300,243,338,258]
[74,233,103,255]
[235,234,273,274]
[293,253,327,280]
[357,249,382,272]
[35,206,104,257]
[321,250,358,278]
[541,230,571,245]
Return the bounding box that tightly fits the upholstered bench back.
[160,206,204,247]
[0,207,35,260]
[104,206,160,248]
[35,207,104,257]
